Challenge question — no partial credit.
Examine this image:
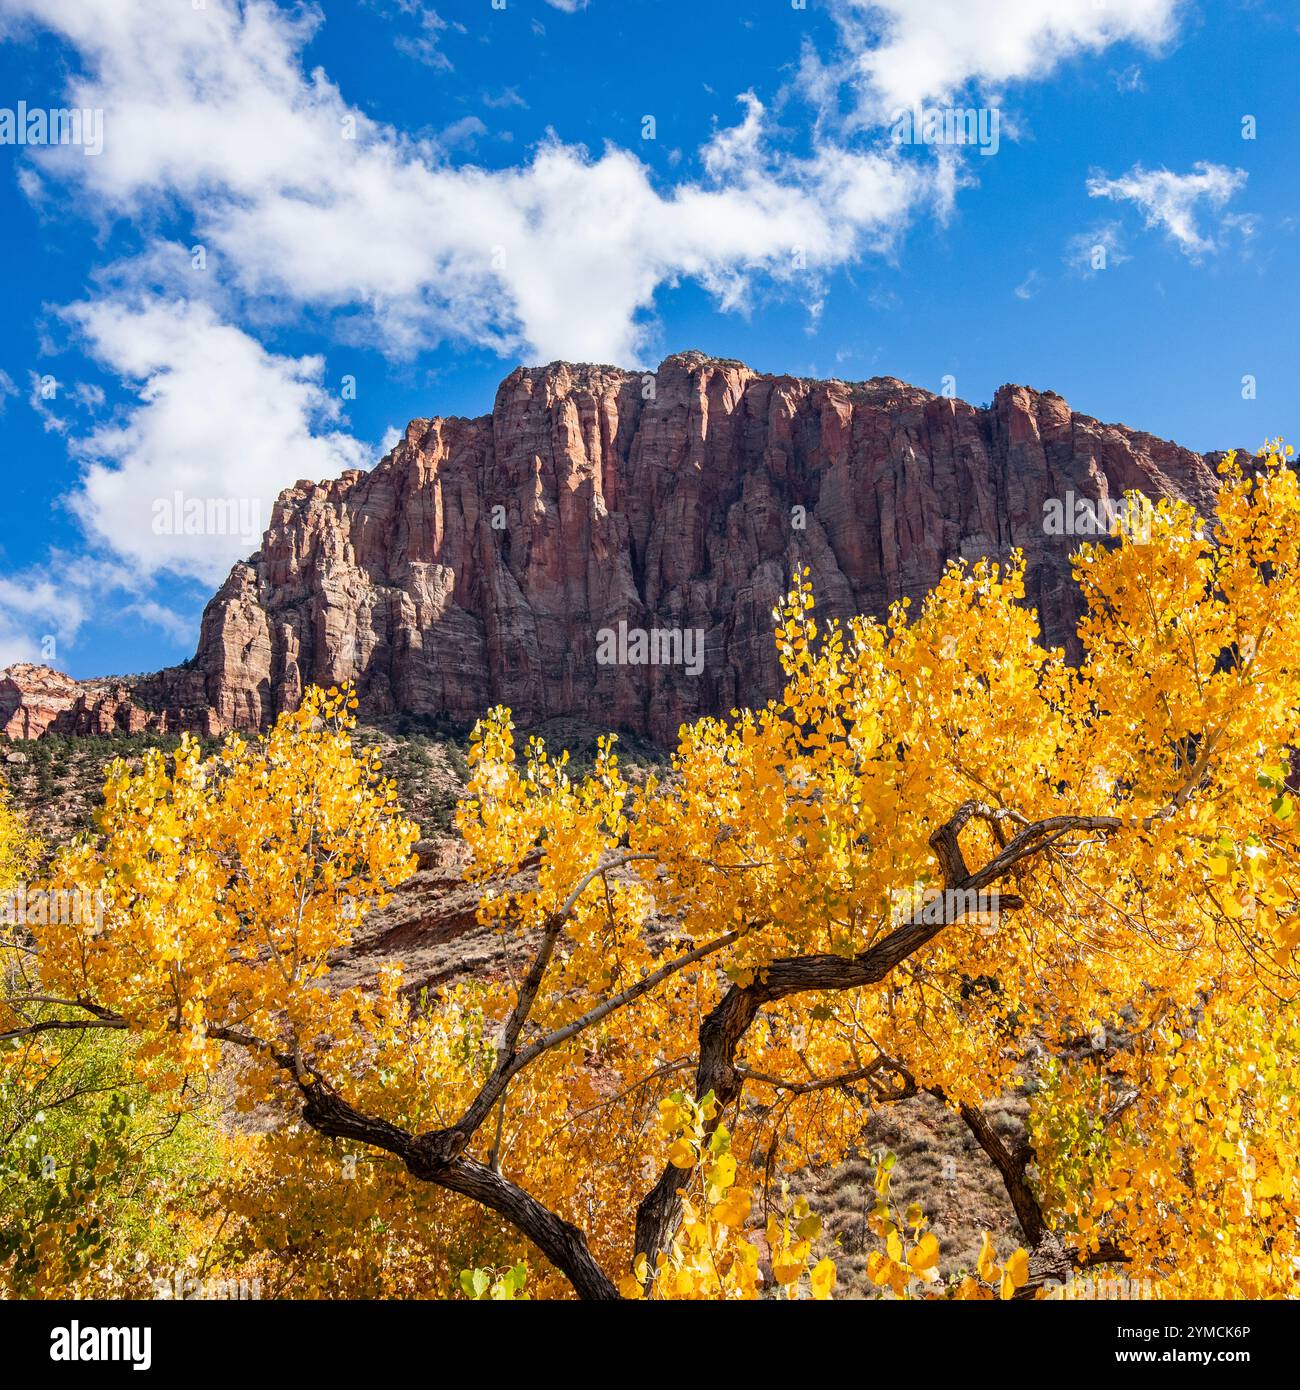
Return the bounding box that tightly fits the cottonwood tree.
[0,778,32,891]
[3,444,1299,1299]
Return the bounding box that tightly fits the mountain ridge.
[1,353,1232,744]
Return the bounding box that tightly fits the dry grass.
[814,1091,1026,1296]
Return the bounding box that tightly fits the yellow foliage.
[5,443,1300,1298]
[865,1156,1030,1300]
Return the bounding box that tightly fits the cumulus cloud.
[438,115,487,152]
[0,570,86,668]
[0,0,1203,624]
[0,0,969,642]
[123,597,196,646]
[0,554,195,669]
[819,0,1182,124]
[2,0,1194,371]
[66,296,370,584]
[0,0,939,366]
[1086,161,1249,257]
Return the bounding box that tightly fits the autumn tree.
[0,774,33,891]
[0,772,238,1296]
[3,443,1299,1299]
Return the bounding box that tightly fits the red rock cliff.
[0,353,1226,745]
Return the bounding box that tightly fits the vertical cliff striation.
[1,353,1226,744]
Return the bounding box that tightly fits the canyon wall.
[0,353,1225,745]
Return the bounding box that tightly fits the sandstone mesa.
[0,352,1228,745]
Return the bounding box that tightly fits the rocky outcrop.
[0,353,1229,746]
[0,665,82,741]
[0,662,216,742]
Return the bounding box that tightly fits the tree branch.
[956,1101,1044,1248]
[953,1098,1130,1296]
[0,1002,620,1299]
[633,800,1119,1273]
[737,1055,918,1103]
[451,853,656,1140]
[297,1078,620,1300]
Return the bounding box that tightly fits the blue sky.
[0,0,1296,680]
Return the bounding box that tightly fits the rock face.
[0,353,1227,746]
[0,663,215,742]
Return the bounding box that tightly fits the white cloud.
[821,0,1182,124]
[1086,161,1249,257]
[483,87,528,110]
[27,371,68,434]
[123,598,195,646]
[0,0,1205,668]
[1065,221,1130,276]
[0,554,198,669]
[3,0,1193,373]
[65,296,370,584]
[383,2,453,72]
[0,0,966,649]
[0,627,40,669]
[1,0,938,367]
[1111,63,1146,92]
[0,571,86,669]
[438,115,487,151]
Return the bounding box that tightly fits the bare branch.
[736,1055,917,1103]
[452,852,657,1139]
[633,798,1132,1271]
